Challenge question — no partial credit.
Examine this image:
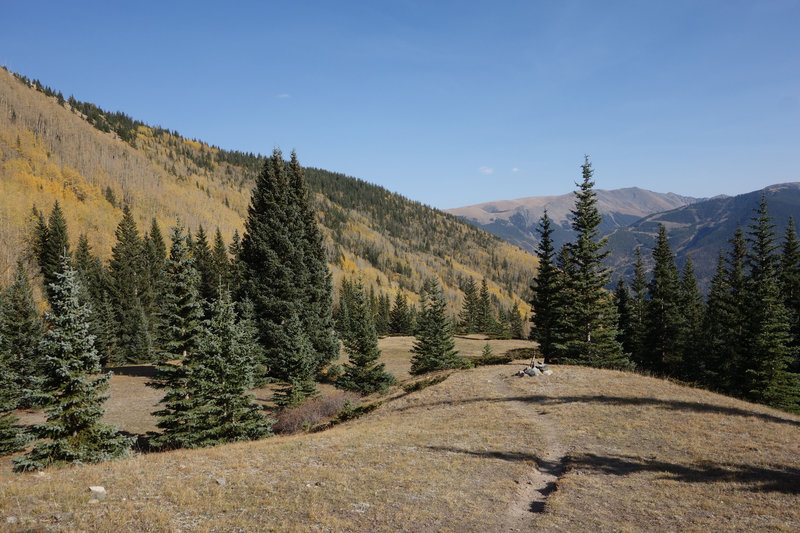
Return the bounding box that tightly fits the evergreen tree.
[148,221,208,449]
[509,301,525,339]
[14,257,132,471]
[191,291,273,445]
[3,260,46,407]
[742,195,800,412]
[779,218,800,371]
[74,234,114,363]
[529,210,561,363]
[143,219,168,345]
[271,310,318,408]
[559,158,628,369]
[336,277,355,341]
[0,293,27,455]
[642,224,684,373]
[288,150,340,371]
[629,247,648,364]
[107,206,153,363]
[410,278,464,375]
[228,229,244,292]
[337,279,396,393]
[193,225,216,306]
[211,228,231,294]
[679,256,704,381]
[239,149,318,405]
[375,292,391,336]
[477,278,495,333]
[389,291,414,335]
[459,277,480,333]
[614,279,635,355]
[39,201,71,303]
[722,225,750,396]
[702,251,734,390]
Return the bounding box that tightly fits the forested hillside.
[0,68,536,314]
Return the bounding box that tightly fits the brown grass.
[2,338,799,532]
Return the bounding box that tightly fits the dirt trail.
[489,370,568,531]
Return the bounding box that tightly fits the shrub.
[402,374,450,393]
[273,391,360,434]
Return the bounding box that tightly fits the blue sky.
[2,1,799,208]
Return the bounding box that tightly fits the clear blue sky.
[2,1,798,209]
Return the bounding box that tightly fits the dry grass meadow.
[2,336,799,532]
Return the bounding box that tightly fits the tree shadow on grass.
[396,393,800,428]
[105,365,158,378]
[567,452,800,494]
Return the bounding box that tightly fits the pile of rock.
[515,361,553,377]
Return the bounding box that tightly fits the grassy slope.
[2,337,799,532]
[0,68,536,314]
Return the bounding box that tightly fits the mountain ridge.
[447,186,701,252]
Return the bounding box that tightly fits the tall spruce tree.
[193,225,216,306]
[39,201,71,303]
[14,256,132,471]
[559,158,628,369]
[410,278,464,375]
[477,278,495,333]
[642,224,684,373]
[74,234,114,363]
[723,225,750,396]
[211,228,231,294]
[107,206,153,363]
[779,218,800,371]
[509,301,525,340]
[239,149,319,406]
[143,219,168,346]
[679,256,704,381]
[629,247,648,364]
[742,195,800,412]
[191,291,273,445]
[148,221,208,449]
[702,251,733,390]
[0,293,27,455]
[529,210,561,363]
[459,277,480,334]
[337,279,396,393]
[614,279,635,356]
[3,260,46,407]
[389,291,414,335]
[288,150,340,371]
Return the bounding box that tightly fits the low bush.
[471,354,513,366]
[273,390,360,434]
[402,374,449,393]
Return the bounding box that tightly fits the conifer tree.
[702,251,733,390]
[389,291,414,335]
[336,277,355,341]
[529,210,561,363]
[614,279,635,355]
[3,260,46,407]
[211,228,231,294]
[410,278,464,375]
[374,292,391,336]
[509,301,525,339]
[228,229,244,292]
[193,225,216,306]
[0,294,27,455]
[642,224,684,373]
[679,256,704,381]
[191,291,273,444]
[142,219,168,345]
[742,195,800,412]
[559,158,628,369]
[74,234,114,362]
[108,206,153,363]
[459,277,480,333]
[477,278,495,333]
[239,150,318,405]
[628,247,648,364]
[39,201,71,302]
[779,218,800,371]
[271,310,318,408]
[337,279,396,393]
[148,221,208,449]
[14,257,132,471]
[722,225,750,396]
[288,150,340,371]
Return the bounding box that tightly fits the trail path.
[489,371,568,531]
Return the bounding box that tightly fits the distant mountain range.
[446,187,701,253]
[448,183,800,291]
[604,182,800,290]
